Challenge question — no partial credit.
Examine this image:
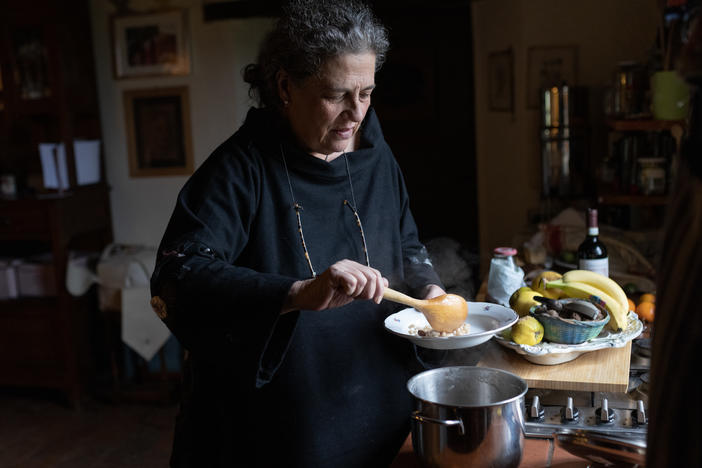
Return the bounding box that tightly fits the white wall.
[471,0,659,274]
[89,0,274,247]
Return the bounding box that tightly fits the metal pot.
[407,366,528,468]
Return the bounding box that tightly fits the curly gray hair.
[243,0,389,109]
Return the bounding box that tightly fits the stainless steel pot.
[407,366,528,468]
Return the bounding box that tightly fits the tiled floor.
[0,388,177,468]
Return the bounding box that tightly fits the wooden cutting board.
[478,339,631,393]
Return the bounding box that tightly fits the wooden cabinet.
[0,0,113,404]
[0,0,103,190]
[0,188,112,403]
[595,119,683,229]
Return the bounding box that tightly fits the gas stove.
[523,337,651,441]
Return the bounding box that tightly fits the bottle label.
[579,257,609,277]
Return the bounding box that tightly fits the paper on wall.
[38,143,70,190]
[74,139,101,185]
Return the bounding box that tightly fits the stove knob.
[595,397,615,424]
[527,396,545,422]
[631,400,648,426]
[560,397,580,423]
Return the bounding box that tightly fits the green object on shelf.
[651,70,690,120]
[560,250,577,264]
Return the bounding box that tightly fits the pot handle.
[411,410,465,435]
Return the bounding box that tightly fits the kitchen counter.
[389,281,636,466]
[478,339,631,392]
[391,434,589,467]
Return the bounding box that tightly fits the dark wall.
[371,2,478,250]
[203,0,479,250]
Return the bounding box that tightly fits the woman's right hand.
[282,259,388,314]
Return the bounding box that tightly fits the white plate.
[384,302,518,350]
[493,311,644,365]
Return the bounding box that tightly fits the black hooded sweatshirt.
[151,106,442,468]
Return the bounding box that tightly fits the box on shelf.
[17,254,57,297]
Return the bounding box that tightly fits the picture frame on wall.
[487,48,513,112]
[526,45,578,109]
[123,87,194,177]
[111,10,190,78]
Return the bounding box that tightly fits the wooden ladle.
[383,287,468,332]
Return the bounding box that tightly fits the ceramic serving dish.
[494,311,643,365]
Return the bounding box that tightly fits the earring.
[283,100,289,107]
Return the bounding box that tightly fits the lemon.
[511,316,544,346]
[509,287,541,317]
[509,286,531,307]
[531,270,564,299]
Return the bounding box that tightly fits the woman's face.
[279,52,376,158]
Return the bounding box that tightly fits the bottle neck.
[586,208,599,237]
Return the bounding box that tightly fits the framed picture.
[526,46,578,109]
[123,87,194,177]
[111,10,190,78]
[487,48,513,112]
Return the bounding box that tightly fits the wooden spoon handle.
[383,287,424,309]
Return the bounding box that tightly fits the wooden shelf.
[606,119,685,132]
[13,98,60,117]
[0,0,111,405]
[0,296,59,311]
[597,193,669,206]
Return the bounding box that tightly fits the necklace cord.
[280,144,317,277]
[342,154,370,267]
[279,145,370,278]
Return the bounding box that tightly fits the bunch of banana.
[538,270,629,331]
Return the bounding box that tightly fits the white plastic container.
[486,247,525,306]
[0,259,20,299]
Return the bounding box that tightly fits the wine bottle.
[578,208,609,277]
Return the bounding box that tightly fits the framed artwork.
[487,48,513,112]
[526,46,578,109]
[123,87,194,177]
[111,10,190,78]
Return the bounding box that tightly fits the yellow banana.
[541,278,626,331]
[561,270,629,316]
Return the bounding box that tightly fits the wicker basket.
[530,299,610,344]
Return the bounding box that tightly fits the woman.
[150,1,445,466]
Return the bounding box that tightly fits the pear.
[532,271,564,299]
[508,286,541,317]
[511,316,544,346]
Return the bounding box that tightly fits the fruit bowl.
[530,299,610,345]
[494,311,643,365]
